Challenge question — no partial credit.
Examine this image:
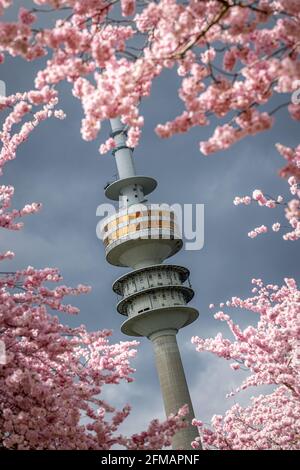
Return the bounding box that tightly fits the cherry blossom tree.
[1,0,299,450]
[0,0,299,238]
[234,175,300,241]
[0,174,187,450]
[191,278,300,450]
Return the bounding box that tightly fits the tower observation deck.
[100,118,200,450]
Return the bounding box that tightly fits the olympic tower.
[100,118,199,449]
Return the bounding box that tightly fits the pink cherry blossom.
[192,279,300,450]
[0,179,186,450]
[235,168,300,240]
[18,7,37,26]
[1,0,300,451]
[272,222,281,232]
[248,225,268,238]
[99,137,116,155]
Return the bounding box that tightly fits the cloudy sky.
[1,4,299,438]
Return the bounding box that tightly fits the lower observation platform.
[121,305,199,337]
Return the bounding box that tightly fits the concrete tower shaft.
[150,330,198,450]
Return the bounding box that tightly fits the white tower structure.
[100,118,200,450]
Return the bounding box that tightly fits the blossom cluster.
[0,194,186,449]
[192,279,300,450]
[0,3,190,448]
[0,0,298,158]
[234,175,300,240]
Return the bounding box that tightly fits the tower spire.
[109,117,136,179]
[100,118,200,449]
